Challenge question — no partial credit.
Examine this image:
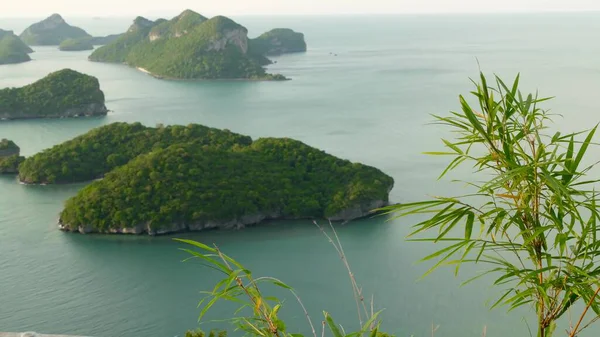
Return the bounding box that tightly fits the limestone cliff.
[128,16,155,33]
[207,28,249,54]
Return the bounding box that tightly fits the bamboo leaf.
[324,312,344,337]
[571,124,598,179]
[175,239,217,253]
[465,211,474,240]
[273,281,293,290]
[442,139,464,154]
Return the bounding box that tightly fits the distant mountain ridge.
[18,14,121,48]
[19,14,91,45]
[0,29,33,64]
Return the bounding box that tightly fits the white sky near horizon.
[2,0,600,17]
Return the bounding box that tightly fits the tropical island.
[59,38,94,51]
[0,29,33,65]
[0,139,24,174]
[250,29,307,55]
[0,69,108,120]
[16,122,393,234]
[19,14,91,46]
[89,9,305,80]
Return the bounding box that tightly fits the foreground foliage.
[184,330,227,337]
[388,73,600,337]
[0,69,105,119]
[177,224,393,337]
[89,10,298,80]
[58,137,393,232]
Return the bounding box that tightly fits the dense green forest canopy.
[0,155,24,174]
[18,122,252,184]
[89,10,297,80]
[59,137,393,232]
[59,38,94,51]
[0,30,33,65]
[20,14,91,45]
[0,69,106,119]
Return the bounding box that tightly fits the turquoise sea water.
[2,13,600,337]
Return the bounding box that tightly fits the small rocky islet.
[251,28,307,55]
[3,13,122,54]
[0,69,107,120]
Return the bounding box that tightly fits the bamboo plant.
[388,73,600,337]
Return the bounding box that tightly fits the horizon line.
[2,9,600,19]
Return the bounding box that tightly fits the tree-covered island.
[0,69,108,120]
[89,9,305,80]
[19,14,91,46]
[16,122,393,234]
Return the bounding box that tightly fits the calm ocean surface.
[2,13,600,337]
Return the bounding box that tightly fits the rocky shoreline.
[135,67,289,82]
[59,199,392,236]
[0,103,108,121]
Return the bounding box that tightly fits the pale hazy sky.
[2,0,600,17]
